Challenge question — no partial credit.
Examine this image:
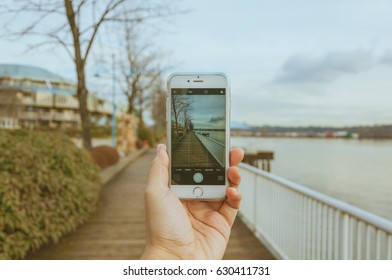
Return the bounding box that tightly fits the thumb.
[146,144,170,194]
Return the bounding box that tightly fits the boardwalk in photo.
[172,131,221,167]
[27,150,274,260]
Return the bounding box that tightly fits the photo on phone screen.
[171,88,226,185]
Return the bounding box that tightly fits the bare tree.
[182,107,193,132]
[150,79,166,136]
[118,21,162,128]
[171,94,193,137]
[0,0,173,149]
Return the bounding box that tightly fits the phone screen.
[171,88,226,185]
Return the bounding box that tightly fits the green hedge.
[0,130,101,259]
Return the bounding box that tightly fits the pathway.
[27,150,275,260]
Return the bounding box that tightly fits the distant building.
[0,64,112,129]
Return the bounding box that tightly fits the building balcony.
[54,94,78,109]
[39,112,53,120]
[35,92,53,107]
[18,111,37,120]
[53,112,78,122]
[20,97,35,105]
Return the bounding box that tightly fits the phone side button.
[193,187,203,198]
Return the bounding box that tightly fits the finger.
[230,147,244,167]
[227,166,241,187]
[146,144,170,194]
[219,187,242,226]
[226,187,242,209]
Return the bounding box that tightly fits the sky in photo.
[1,0,392,126]
[187,95,226,130]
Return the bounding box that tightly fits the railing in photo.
[195,131,225,166]
[238,163,392,260]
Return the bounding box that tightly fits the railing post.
[327,208,333,259]
[342,214,350,259]
[376,230,382,260]
[253,173,257,234]
[311,199,316,259]
[321,204,328,259]
[357,222,363,260]
[366,226,372,260]
[306,198,312,259]
[334,210,340,259]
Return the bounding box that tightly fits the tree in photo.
[171,94,193,137]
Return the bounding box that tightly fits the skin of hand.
[141,144,244,260]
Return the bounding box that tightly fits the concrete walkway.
[27,150,274,260]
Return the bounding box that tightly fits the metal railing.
[195,132,225,166]
[238,163,392,260]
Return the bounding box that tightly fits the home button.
[193,187,203,198]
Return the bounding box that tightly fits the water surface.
[232,137,392,221]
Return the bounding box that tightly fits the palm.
[183,200,231,259]
[142,146,244,260]
[147,190,234,259]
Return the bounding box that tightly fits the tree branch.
[83,0,126,59]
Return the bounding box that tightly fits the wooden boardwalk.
[172,131,221,167]
[26,150,274,260]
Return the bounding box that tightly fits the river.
[232,137,392,221]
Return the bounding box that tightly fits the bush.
[35,126,111,138]
[89,145,120,169]
[0,130,101,259]
[135,139,144,149]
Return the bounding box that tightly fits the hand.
[141,144,244,259]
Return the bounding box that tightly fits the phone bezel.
[166,72,230,200]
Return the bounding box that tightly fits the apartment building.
[0,64,112,129]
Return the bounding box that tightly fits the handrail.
[239,163,392,233]
[238,162,392,260]
[195,132,225,147]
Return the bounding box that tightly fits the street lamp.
[111,53,116,148]
[93,53,117,148]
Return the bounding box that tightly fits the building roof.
[0,64,71,84]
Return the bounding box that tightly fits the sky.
[1,0,392,127]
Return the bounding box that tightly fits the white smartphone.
[166,73,230,200]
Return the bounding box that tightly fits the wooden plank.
[172,131,220,167]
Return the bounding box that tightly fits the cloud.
[273,49,374,84]
[209,116,225,123]
[380,49,392,65]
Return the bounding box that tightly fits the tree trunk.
[171,95,179,136]
[138,96,145,129]
[76,64,92,149]
[127,93,136,113]
[64,0,92,149]
[127,79,138,113]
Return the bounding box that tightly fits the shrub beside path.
[27,150,274,260]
